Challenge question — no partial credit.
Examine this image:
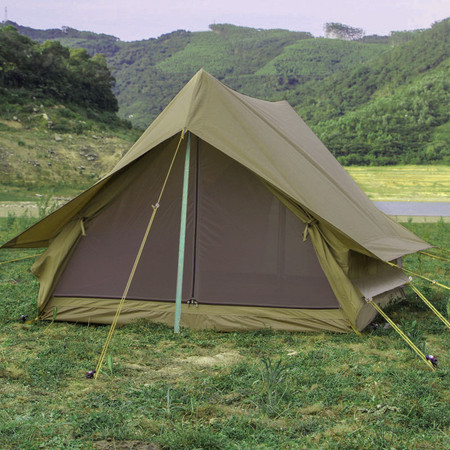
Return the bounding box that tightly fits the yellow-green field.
[346,165,450,202]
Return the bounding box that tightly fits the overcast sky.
[3,0,450,41]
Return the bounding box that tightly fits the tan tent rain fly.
[2,70,430,333]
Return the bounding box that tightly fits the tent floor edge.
[42,297,352,333]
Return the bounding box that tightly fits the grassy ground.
[0,216,448,449]
[346,165,450,202]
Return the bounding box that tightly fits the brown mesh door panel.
[53,140,195,301]
[54,136,338,309]
[194,142,339,309]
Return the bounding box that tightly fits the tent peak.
[190,69,214,86]
[194,68,212,78]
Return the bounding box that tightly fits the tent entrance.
[53,136,339,310]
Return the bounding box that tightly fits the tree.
[324,23,365,40]
[0,26,118,112]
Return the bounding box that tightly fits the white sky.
[3,0,450,41]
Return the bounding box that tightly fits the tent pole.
[174,131,190,333]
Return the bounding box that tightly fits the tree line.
[0,25,118,112]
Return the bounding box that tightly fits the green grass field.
[0,216,448,449]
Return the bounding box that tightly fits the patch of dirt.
[181,350,242,367]
[0,201,40,218]
[123,363,149,371]
[0,200,68,218]
[0,366,27,380]
[323,423,357,438]
[300,403,324,415]
[141,350,243,381]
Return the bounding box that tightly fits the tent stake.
[174,131,190,333]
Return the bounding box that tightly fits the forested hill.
[289,18,450,165]
[10,22,386,126]
[0,26,139,191]
[6,19,450,165]
[0,25,118,113]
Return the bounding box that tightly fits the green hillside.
[154,25,312,76]
[293,19,450,164]
[313,67,449,164]
[0,25,119,112]
[0,26,140,193]
[10,22,385,125]
[256,38,387,80]
[5,19,450,165]
[290,20,449,122]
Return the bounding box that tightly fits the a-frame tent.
[2,70,430,333]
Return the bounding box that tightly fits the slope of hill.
[0,26,140,193]
[6,19,450,165]
[289,19,449,123]
[11,22,386,126]
[291,19,450,164]
[4,21,122,56]
[0,117,137,196]
[0,25,118,112]
[313,67,449,165]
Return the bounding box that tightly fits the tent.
[2,69,430,333]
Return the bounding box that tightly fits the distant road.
[374,202,450,217]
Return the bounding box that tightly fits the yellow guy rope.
[94,131,186,380]
[365,298,435,371]
[409,282,450,330]
[0,253,43,265]
[435,246,450,255]
[385,261,450,291]
[418,251,450,263]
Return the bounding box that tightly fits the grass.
[0,215,448,449]
[0,123,131,194]
[346,165,450,202]
[0,184,86,202]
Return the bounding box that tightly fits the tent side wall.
[264,184,408,330]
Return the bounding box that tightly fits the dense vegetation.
[287,19,450,164]
[0,25,118,112]
[314,70,449,165]
[9,21,384,126]
[7,22,121,57]
[4,18,450,165]
[0,26,140,193]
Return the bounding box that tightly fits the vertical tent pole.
[174,131,190,333]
